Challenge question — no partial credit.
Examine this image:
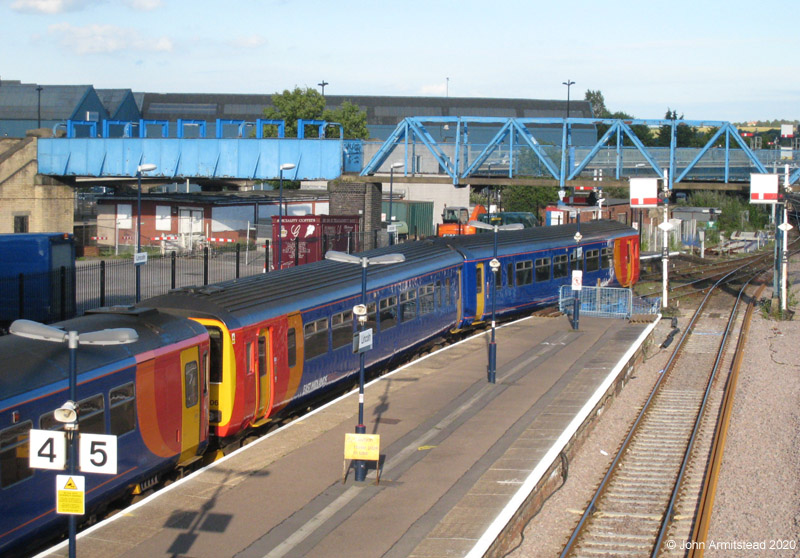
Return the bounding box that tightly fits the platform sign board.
[571,270,583,291]
[629,178,660,208]
[79,433,117,475]
[29,429,66,471]
[56,475,85,515]
[343,433,382,484]
[749,174,779,204]
[352,328,373,354]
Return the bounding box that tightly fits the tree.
[323,101,369,140]
[500,184,560,219]
[261,88,369,140]
[584,90,611,118]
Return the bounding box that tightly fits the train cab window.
[78,394,105,434]
[332,310,354,350]
[586,249,600,272]
[515,260,533,286]
[476,267,483,294]
[185,361,199,408]
[110,383,136,436]
[379,296,398,331]
[400,289,417,322]
[535,257,551,282]
[570,250,583,272]
[420,284,435,315]
[507,263,514,287]
[207,327,223,383]
[601,247,612,269]
[304,318,329,361]
[287,328,297,368]
[553,254,569,279]
[0,421,33,488]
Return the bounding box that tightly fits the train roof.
[143,220,635,330]
[0,308,207,404]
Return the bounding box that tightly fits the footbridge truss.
[361,117,800,188]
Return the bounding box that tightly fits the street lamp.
[36,86,43,129]
[318,80,329,96]
[324,250,405,481]
[277,163,297,270]
[136,163,157,303]
[562,80,575,119]
[387,161,403,243]
[468,220,524,383]
[9,319,138,558]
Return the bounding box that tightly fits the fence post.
[171,251,177,289]
[18,272,24,319]
[263,240,269,273]
[294,237,299,267]
[204,246,209,286]
[60,266,67,321]
[236,243,241,279]
[100,261,106,307]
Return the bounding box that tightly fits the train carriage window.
[420,284,435,315]
[553,254,569,279]
[365,302,377,332]
[400,289,417,322]
[515,260,533,286]
[379,296,398,331]
[570,250,583,272]
[0,421,33,488]
[185,361,199,408]
[78,394,105,434]
[332,310,354,350]
[110,383,136,436]
[435,280,443,307]
[287,328,297,368]
[601,247,612,269]
[586,249,600,272]
[445,278,451,307]
[507,263,514,287]
[535,257,551,282]
[476,267,483,294]
[304,318,329,361]
[207,327,223,383]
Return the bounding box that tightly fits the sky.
[1,0,798,123]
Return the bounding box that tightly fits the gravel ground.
[507,256,800,558]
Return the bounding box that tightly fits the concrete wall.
[0,137,73,234]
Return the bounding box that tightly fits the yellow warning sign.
[344,433,380,461]
[56,475,85,515]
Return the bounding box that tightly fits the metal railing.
[559,285,661,319]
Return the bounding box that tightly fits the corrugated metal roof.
[0,83,94,120]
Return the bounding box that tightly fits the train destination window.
[207,327,223,383]
[400,289,417,322]
[185,361,199,408]
[515,260,533,286]
[332,310,354,350]
[586,249,600,272]
[379,296,398,331]
[570,250,583,272]
[553,254,568,279]
[601,247,612,269]
[0,421,33,488]
[78,394,105,434]
[287,328,297,368]
[420,284,435,315]
[304,318,329,360]
[110,383,136,436]
[535,257,551,282]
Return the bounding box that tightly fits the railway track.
[559,260,767,557]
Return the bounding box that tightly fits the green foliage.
[261,88,368,140]
[585,90,610,118]
[501,184,560,217]
[686,191,770,236]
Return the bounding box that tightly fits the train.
[0,220,639,555]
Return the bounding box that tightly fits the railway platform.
[37,314,659,558]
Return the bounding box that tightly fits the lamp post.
[36,86,43,129]
[572,215,583,331]
[562,80,575,119]
[468,220,524,383]
[318,80,329,96]
[9,319,138,558]
[324,250,405,481]
[388,161,403,243]
[135,163,157,303]
[277,163,296,270]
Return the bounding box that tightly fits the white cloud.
[228,35,267,49]
[11,0,100,13]
[124,0,162,10]
[48,22,173,54]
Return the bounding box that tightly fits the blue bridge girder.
[360,116,797,188]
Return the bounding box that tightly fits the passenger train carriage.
[0,220,638,555]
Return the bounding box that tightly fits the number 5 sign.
[79,433,117,475]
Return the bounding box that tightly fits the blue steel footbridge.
[35,116,800,190]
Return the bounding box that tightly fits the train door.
[474,263,486,323]
[255,328,273,423]
[454,269,463,330]
[179,345,202,463]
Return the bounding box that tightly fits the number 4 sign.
[29,429,66,470]
[79,433,117,475]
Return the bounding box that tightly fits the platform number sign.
[29,429,117,475]
[29,429,67,470]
